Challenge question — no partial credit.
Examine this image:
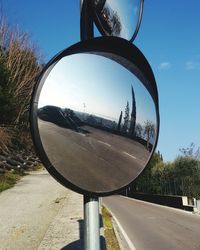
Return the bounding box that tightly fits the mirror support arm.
[84,195,100,250]
[80,0,94,41]
[80,2,100,249]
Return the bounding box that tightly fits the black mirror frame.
[30,36,159,197]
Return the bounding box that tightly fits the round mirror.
[30,37,159,196]
[93,0,144,42]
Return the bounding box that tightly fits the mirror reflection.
[37,53,157,193]
[93,0,141,40]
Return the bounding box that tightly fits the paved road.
[103,195,200,250]
[39,120,150,193]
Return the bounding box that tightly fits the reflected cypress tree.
[129,85,136,135]
[117,111,123,130]
[123,101,130,132]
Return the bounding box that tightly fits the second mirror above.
[93,0,143,42]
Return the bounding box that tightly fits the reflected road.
[39,119,150,192]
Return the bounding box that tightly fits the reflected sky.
[38,53,156,127]
[99,0,140,39]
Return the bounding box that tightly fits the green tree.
[173,156,200,198]
[131,152,163,194]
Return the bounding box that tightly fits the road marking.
[78,133,86,137]
[111,212,136,250]
[97,140,111,147]
[123,152,137,159]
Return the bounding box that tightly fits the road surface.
[39,120,150,193]
[103,195,200,250]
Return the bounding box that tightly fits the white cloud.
[158,62,172,70]
[185,60,200,70]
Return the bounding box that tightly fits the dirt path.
[0,169,69,250]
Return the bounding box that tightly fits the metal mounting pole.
[84,195,100,250]
[81,1,99,249]
[80,0,94,41]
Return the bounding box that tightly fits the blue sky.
[3,0,200,161]
[38,53,156,126]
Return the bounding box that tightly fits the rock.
[0,155,6,161]
[1,150,9,157]
[26,160,33,166]
[6,158,20,167]
[11,155,24,164]
[4,163,13,170]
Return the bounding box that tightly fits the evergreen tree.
[123,101,129,132]
[129,85,136,135]
[117,111,122,130]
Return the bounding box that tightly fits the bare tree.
[135,123,142,137]
[0,13,42,125]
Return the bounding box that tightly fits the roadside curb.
[104,206,134,250]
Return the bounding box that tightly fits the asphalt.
[103,195,200,250]
[39,120,150,193]
[0,170,105,250]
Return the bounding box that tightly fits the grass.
[0,170,26,192]
[0,164,43,193]
[102,206,120,250]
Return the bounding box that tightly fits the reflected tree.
[144,120,155,150]
[95,1,122,36]
[110,11,122,36]
[123,101,130,132]
[117,111,123,130]
[129,85,136,136]
[135,123,142,137]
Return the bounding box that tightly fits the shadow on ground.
[61,219,106,250]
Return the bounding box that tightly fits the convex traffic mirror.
[93,0,144,42]
[30,37,159,196]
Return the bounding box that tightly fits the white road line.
[112,213,136,250]
[97,140,111,147]
[123,152,137,159]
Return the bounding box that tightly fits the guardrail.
[122,192,196,212]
